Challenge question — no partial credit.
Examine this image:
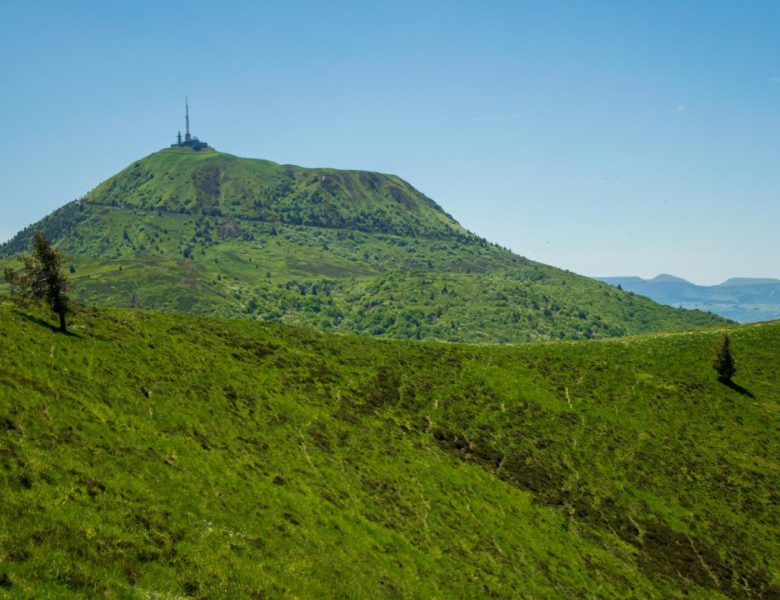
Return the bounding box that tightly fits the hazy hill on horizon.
[597,274,780,324]
[0,147,725,342]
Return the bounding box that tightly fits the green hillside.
[0,148,725,342]
[0,298,777,598]
[4,148,465,244]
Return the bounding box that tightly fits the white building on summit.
[171,98,210,151]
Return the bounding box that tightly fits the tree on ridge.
[3,232,71,332]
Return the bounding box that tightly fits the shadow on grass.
[13,310,82,338]
[720,379,755,398]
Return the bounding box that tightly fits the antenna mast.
[171,96,210,150]
[185,97,191,142]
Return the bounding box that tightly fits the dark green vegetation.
[1,299,777,598]
[598,275,780,324]
[713,334,737,383]
[4,232,71,332]
[1,148,725,343]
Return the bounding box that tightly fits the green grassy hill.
[0,148,725,342]
[83,148,467,238]
[1,298,777,598]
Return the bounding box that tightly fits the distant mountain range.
[596,275,780,323]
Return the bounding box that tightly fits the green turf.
[1,298,777,598]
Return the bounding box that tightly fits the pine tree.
[4,232,70,332]
[712,334,736,383]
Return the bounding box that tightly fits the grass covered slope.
[0,299,777,598]
[0,148,726,342]
[8,148,466,242]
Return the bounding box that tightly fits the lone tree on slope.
[712,334,736,383]
[3,232,71,332]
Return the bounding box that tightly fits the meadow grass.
[0,298,776,598]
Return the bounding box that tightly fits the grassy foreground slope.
[0,148,726,342]
[0,300,777,598]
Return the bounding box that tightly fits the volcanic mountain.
[1,147,725,342]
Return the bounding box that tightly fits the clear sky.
[1,1,778,284]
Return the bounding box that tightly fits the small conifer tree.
[4,232,70,332]
[2,267,16,294]
[712,334,736,383]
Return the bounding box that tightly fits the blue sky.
[1,0,778,284]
